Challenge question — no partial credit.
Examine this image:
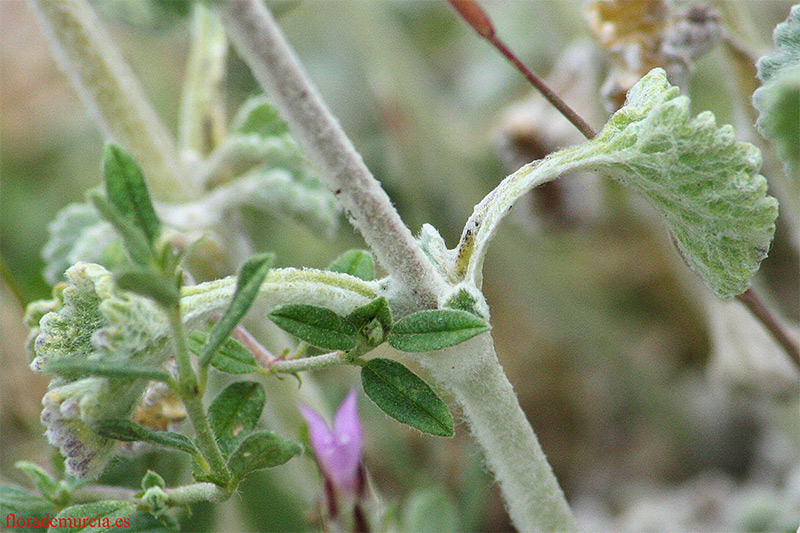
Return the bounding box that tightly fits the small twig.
[448,0,597,140]
[736,288,800,370]
[229,322,278,367]
[268,350,347,374]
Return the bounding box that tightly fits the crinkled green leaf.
[121,512,180,532]
[47,501,136,532]
[188,331,260,374]
[268,304,359,351]
[25,263,175,479]
[361,358,453,437]
[42,203,127,285]
[458,68,778,299]
[208,381,266,455]
[227,431,303,480]
[327,249,375,281]
[754,5,800,187]
[389,309,489,352]
[93,418,198,455]
[103,143,161,246]
[0,484,56,518]
[199,253,274,367]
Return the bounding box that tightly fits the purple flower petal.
[300,389,363,494]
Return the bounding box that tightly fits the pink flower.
[300,389,363,495]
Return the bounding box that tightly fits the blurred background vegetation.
[1,0,798,530]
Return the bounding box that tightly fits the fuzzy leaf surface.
[457,68,778,298]
[94,418,197,455]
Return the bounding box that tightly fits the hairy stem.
[164,482,230,506]
[26,0,195,202]
[167,307,231,487]
[411,333,578,533]
[215,0,446,310]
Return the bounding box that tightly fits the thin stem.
[448,0,596,140]
[736,288,800,370]
[215,0,446,310]
[266,351,348,374]
[167,307,232,487]
[26,0,196,202]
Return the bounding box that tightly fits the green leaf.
[103,143,161,246]
[389,309,489,352]
[457,68,779,298]
[268,304,359,351]
[199,253,274,367]
[754,6,800,187]
[114,268,180,308]
[90,192,154,266]
[188,331,260,374]
[14,462,60,500]
[41,360,173,384]
[93,418,198,455]
[208,382,266,455]
[346,296,393,346]
[227,431,303,480]
[120,512,179,532]
[141,470,165,491]
[327,249,375,281]
[0,484,55,518]
[361,358,453,437]
[47,501,136,532]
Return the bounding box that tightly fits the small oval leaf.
[361,358,453,437]
[228,431,303,480]
[327,249,375,281]
[388,309,490,352]
[0,484,55,517]
[114,268,180,308]
[208,382,266,454]
[268,304,358,351]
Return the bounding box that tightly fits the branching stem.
[215,0,446,310]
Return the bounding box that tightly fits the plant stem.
[448,0,596,141]
[411,333,578,533]
[736,288,800,370]
[166,307,231,487]
[266,351,348,374]
[26,0,196,202]
[179,3,228,161]
[215,0,446,310]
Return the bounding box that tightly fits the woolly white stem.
[412,333,578,533]
[215,0,446,310]
[26,0,195,202]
